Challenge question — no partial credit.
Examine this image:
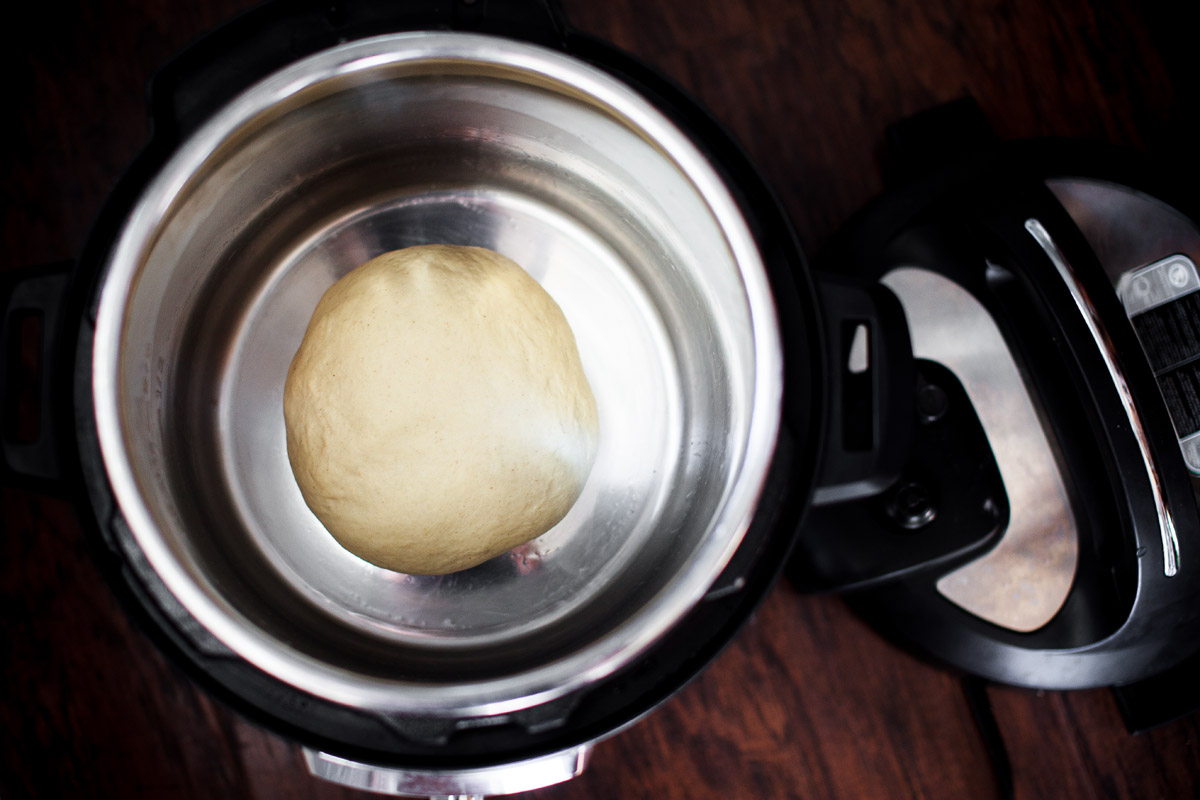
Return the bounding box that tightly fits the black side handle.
[1,264,72,486]
[149,0,571,141]
[811,274,914,505]
[884,96,997,184]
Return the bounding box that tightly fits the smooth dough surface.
[284,245,599,575]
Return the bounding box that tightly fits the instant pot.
[5,0,1200,796]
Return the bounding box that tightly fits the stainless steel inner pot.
[91,32,783,717]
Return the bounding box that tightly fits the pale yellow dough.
[284,245,599,575]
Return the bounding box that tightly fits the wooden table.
[5,1,1199,797]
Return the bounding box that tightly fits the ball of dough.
[284,245,599,575]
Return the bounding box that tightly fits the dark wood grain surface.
[5,1,1200,798]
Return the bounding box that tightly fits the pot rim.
[90,31,784,717]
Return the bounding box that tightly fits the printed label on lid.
[1120,254,1200,473]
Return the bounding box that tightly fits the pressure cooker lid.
[791,99,1200,692]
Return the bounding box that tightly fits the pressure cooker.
[5,0,1200,796]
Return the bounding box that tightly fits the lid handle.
[810,273,915,506]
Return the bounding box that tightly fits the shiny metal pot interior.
[91,32,783,717]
